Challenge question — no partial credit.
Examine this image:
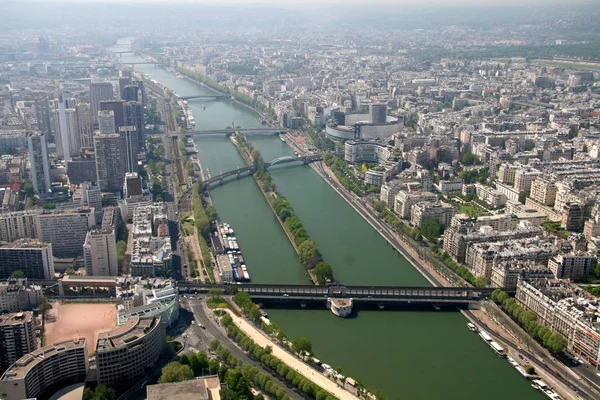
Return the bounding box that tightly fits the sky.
[21,0,600,5]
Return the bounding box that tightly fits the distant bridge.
[190,128,286,136]
[180,95,232,101]
[179,283,497,307]
[200,154,322,189]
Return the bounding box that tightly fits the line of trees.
[272,195,334,284]
[491,289,567,354]
[210,340,292,400]
[322,153,366,196]
[219,313,340,400]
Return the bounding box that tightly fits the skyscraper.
[82,182,103,224]
[75,103,93,149]
[26,132,51,197]
[98,110,116,135]
[34,98,52,139]
[118,76,132,100]
[52,94,77,161]
[124,101,144,150]
[100,100,125,129]
[83,229,118,276]
[94,133,126,192]
[120,126,138,173]
[122,85,139,102]
[90,82,114,124]
[132,80,146,105]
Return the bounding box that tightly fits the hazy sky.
[23,0,599,4]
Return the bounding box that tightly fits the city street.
[178,296,303,400]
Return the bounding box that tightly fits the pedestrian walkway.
[221,309,360,400]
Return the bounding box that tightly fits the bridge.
[179,283,497,312]
[200,154,322,189]
[189,128,287,136]
[180,95,232,101]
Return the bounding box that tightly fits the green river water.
[114,38,541,399]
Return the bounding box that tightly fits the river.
[113,38,541,399]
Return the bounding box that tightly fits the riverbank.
[219,308,359,400]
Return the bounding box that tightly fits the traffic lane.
[185,300,303,400]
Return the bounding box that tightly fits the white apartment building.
[83,229,118,276]
[394,190,438,219]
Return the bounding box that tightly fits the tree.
[189,351,209,375]
[298,240,322,270]
[313,262,333,284]
[65,267,76,276]
[225,369,253,399]
[292,337,312,355]
[159,362,193,383]
[524,364,535,375]
[372,200,386,214]
[460,152,478,166]
[421,219,441,242]
[83,385,117,400]
[474,276,488,288]
[11,270,25,279]
[518,191,527,205]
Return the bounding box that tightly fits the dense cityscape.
[1,1,600,399]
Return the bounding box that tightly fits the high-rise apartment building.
[124,101,144,150]
[0,240,55,280]
[34,98,52,139]
[37,208,94,258]
[94,133,126,192]
[118,76,132,100]
[75,103,93,149]
[90,82,114,124]
[83,229,118,276]
[122,85,139,102]
[0,211,39,243]
[26,132,51,197]
[0,312,36,374]
[100,100,124,129]
[52,94,77,161]
[82,182,103,223]
[120,126,138,173]
[98,110,116,135]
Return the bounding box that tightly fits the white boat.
[490,341,507,358]
[467,323,477,332]
[479,330,493,342]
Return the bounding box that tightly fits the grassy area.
[457,203,484,218]
[542,221,570,240]
[533,60,600,72]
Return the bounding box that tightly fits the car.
[198,323,205,329]
[283,294,289,297]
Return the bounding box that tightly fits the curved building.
[96,316,165,386]
[0,338,88,400]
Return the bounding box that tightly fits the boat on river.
[467,322,477,332]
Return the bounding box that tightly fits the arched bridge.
[180,95,232,100]
[200,154,322,189]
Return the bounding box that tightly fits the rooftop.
[146,376,220,400]
[96,315,159,352]
[0,338,86,381]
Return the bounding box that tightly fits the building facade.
[37,208,94,258]
[83,229,118,276]
[27,132,51,197]
[548,253,598,281]
[94,133,126,192]
[0,338,88,400]
[0,240,55,280]
[96,316,165,386]
[0,312,36,374]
